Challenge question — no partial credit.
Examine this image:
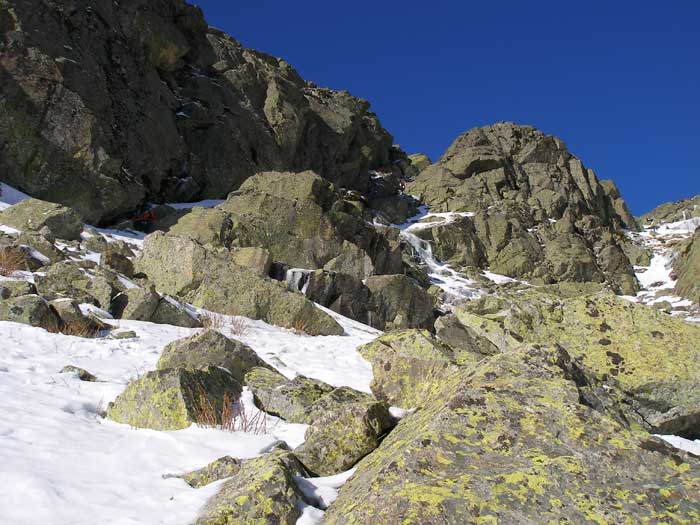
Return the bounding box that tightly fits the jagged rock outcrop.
[405,123,640,293]
[641,195,700,225]
[0,0,393,223]
[322,345,700,524]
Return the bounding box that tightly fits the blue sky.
[195,1,699,215]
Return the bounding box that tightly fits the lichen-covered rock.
[149,297,203,328]
[245,367,334,423]
[173,456,243,488]
[304,269,376,327]
[365,274,435,331]
[295,400,394,476]
[229,247,272,277]
[165,207,234,248]
[35,261,113,308]
[411,215,486,268]
[640,195,700,225]
[0,294,59,328]
[434,314,499,357]
[157,330,269,384]
[407,153,432,173]
[49,298,89,325]
[302,386,376,424]
[0,279,36,298]
[404,123,640,290]
[452,287,700,437]
[106,367,241,431]
[359,330,481,409]
[16,231,66,264]
[195,450,308,525]
[0,1,393,223]
[0,199,83,240]
[322,345,700,525]
[110,286,160,321]
[100,248,134,278]
[136,232,343,335]
[61,365,97,382]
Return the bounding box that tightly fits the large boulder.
[365,274,435,331]
[0,1,393,223]
[135,232,343,335]
[359,330,481,408]
[157,330,269,384]
[245,367,334,423]
[322,345,700,524]
[295,400,394,476]
[451,287,700,437]
[0,199,83,240]
[35,261,113,308]
[106,367,241,431]
[195,450,308,525]
[0,294,59,328]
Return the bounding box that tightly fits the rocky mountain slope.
[1,1,700,524]
[0,0,394,223]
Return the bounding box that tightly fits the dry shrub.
[45,316,100,338]
[229,317,249,336]
[202,313,249,337]
[291,317,310,336]
[0,248,27,276]
[202,313,226,332]
[190,385,267,435]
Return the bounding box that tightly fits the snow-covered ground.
[0,311,378,525]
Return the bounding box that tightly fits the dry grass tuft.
[229,317,249,336]
[202,313,226,332]
[0,248,27,276]
[202,313,249,337]
[190,385,267,435]
[291,317,311,336]
[45,316,101,338]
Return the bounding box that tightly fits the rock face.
[196,450,308,525]
[449,287,700,438]
[219,170,401,280]
[106,367,241,431]
[641,195,700,225]
[405,123,639,293]
[0,0,393,224]
[322,345,700,524]
[674,228,700,303]
[365,275,435,331]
